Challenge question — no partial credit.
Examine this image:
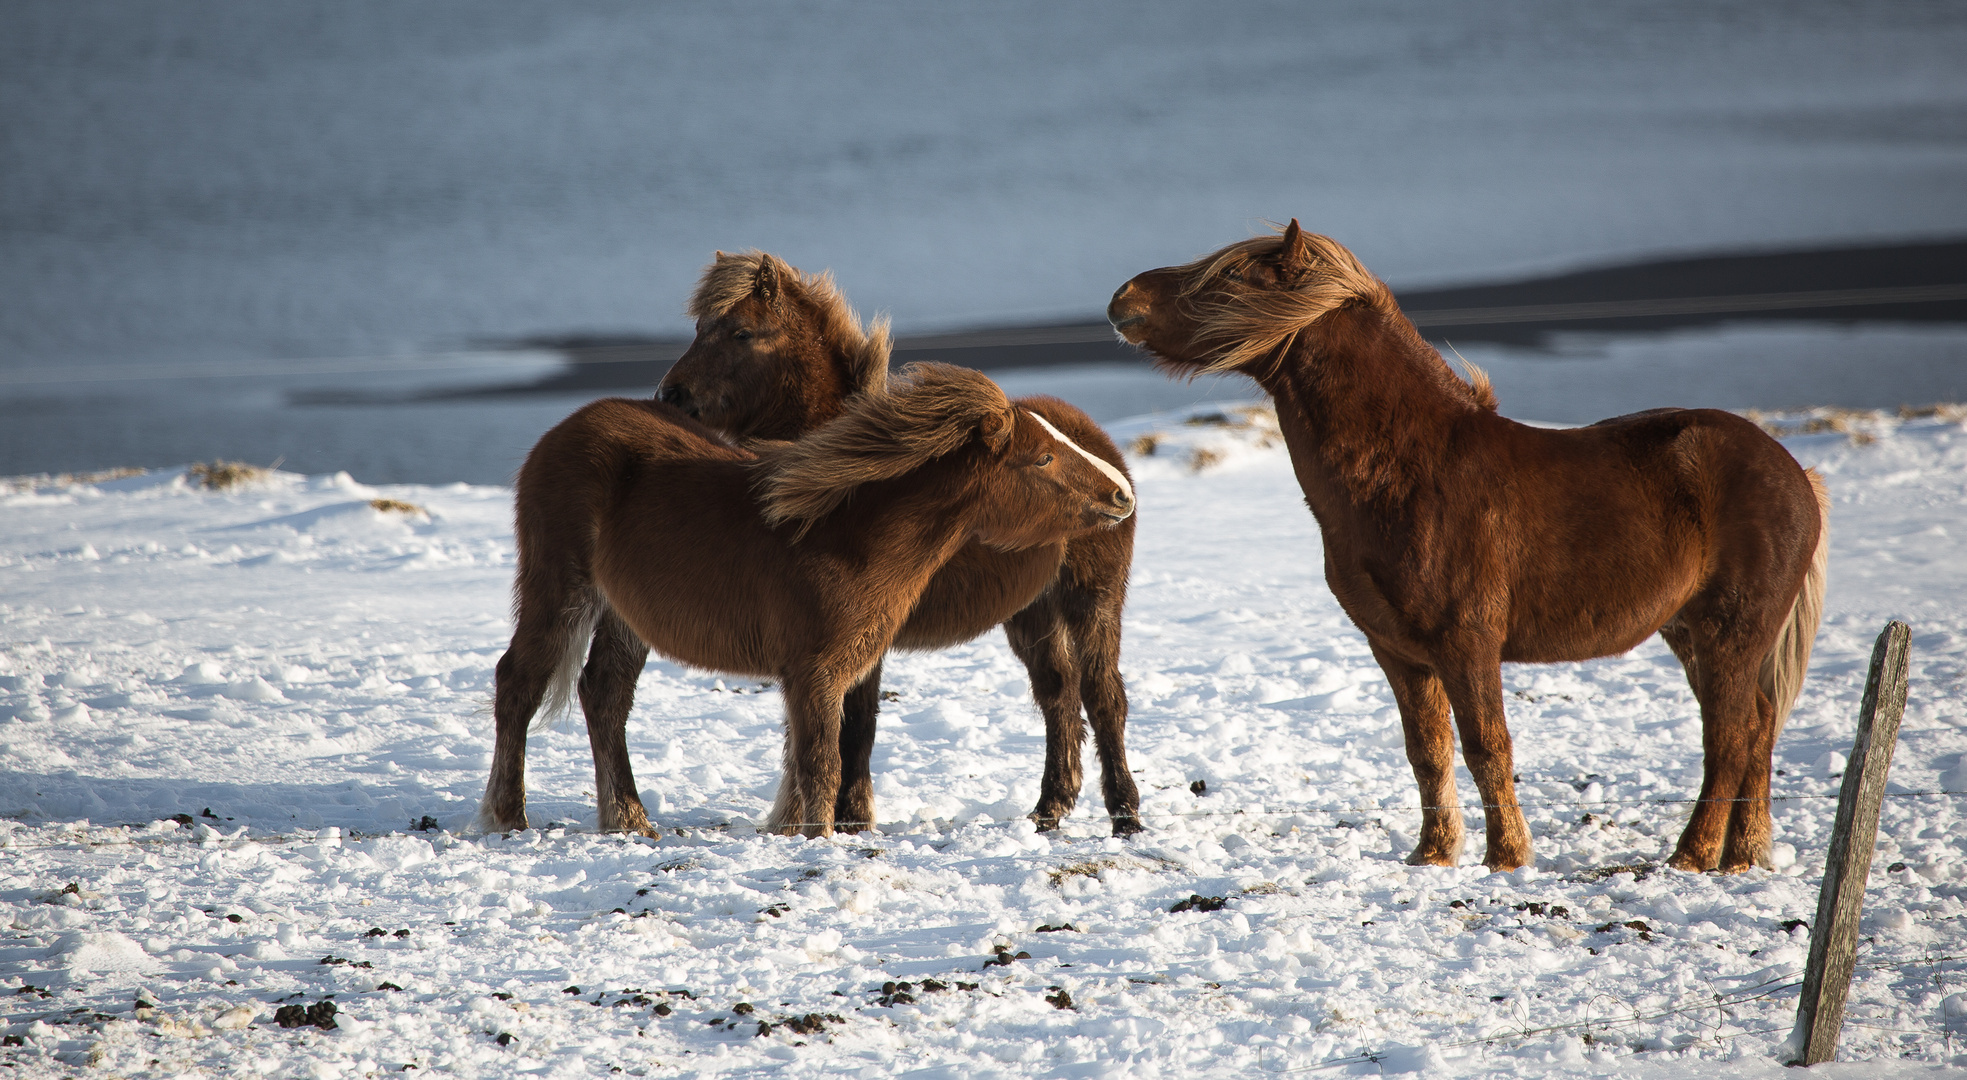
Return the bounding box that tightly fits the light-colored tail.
[1762,469,1830,734]
[532,595,600,734]
[765,726,805,834]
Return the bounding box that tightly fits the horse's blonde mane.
[1175,227,1395,374]
[1175,226,1494,409]
[688,251,890,396]
[757,363,1012,538]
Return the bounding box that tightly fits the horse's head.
[1106,219,1394,376]
[659,251,890,442]
[758,364,1133,547]
[974,399,1136,549]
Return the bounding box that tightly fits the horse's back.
[1459,408,1815,662]
[515,397,752,594]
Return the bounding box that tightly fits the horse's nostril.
[659,383,688,407]
[1110,489,1135,514]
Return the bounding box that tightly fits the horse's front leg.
[783,670,845,839]
[1005,594,1086,832]
[579,609,656,836]
[1371,644,1462,866]
[1438,653,1532,871]
[834,659,883,832]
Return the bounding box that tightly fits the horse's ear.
[978,406,1015,452]
[754,256,782,302]
[1278,219,1311,276]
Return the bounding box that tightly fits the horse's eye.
[1221,268,1243,283]
[732,328,753,341]
[1035,454,1054,467]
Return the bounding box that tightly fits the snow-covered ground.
[3,401,1966,1077]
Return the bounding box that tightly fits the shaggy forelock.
[756,363,1012,538]
[687,251,892,396]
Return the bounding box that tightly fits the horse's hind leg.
[1063,574,1141,836]
[483,609,566,833]
[579,607,655,836]
[1372,645,1462,866]
[1005,593,1086,832]
[834,659,883,832]
[1667,630,1773,873]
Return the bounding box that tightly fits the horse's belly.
[892,542,1062,650]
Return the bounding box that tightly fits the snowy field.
[3,402,1967,1077]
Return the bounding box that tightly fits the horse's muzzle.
[1107,284,1148,342]
[1094,488,1135,524]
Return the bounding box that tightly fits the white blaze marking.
[1024,409,1134,504]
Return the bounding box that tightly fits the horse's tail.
[532,593,601,734]
[764,750,804,835]
[1763,469,1830,734]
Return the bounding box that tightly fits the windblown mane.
[1176,227,1497,410]
[756,363,1012,538]
[688,251,891,396]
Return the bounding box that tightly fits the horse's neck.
[827,467,986,589]
[767,339,876,438]
[1256,308,1477,518]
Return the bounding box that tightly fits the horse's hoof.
[1482,851,1531,872]
[479,813,528,834]
[1110,816,1146,838]
[1664,851,1712,872]
[1405,848,1458,867]
[1028,813,1063,833]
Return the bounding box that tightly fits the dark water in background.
[2,2,1963,482]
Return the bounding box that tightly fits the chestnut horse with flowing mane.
[1109,221,1828,873]
[658,251,1144,835]
[479,363,1136,838]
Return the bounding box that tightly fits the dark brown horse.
[1110,221,1828,873]
[479,363,1135,838]
[658,251,1144,835]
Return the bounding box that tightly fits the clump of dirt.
[273,1000,337,1029]
[1168,894,1227,913]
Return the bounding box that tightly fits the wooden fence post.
[1788,620,1912,1067]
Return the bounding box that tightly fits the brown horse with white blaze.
[479,362,1135,838]
[659,252,1145,836]
[1109,221,1828,873]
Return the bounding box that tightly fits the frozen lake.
[2,1,1963,481]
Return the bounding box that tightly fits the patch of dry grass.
[1188,447,1225,472]
[1739,403,1965,447]
[0,467,147,494]
[187,461,269,490]
[369,498,428,517]
[1128,433,1164,457]
[1045,854,1179,889]
[1897,403,1967,422]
